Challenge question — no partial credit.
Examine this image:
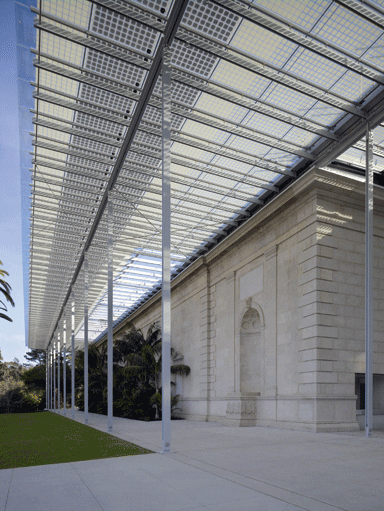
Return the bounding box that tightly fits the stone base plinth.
[225,393,259,426]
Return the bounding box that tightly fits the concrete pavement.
[1,411,383,511]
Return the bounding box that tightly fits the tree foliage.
[24,349,46,366]
[0,357,44,413]
[75,323,190,421]
[0,260,15,322]
[0,348,47,413]
[21,364,46,391]
[75,344,108,415]
[0,323,191,418]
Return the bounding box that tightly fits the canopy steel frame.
[30,196,234,235]
[33,66,337,140]
[31,146,268,202]
[34,0,384,86]
[337,0,384,29]
[32,134,294,180]
[214,0,384,83]
[32,40,361,128]
[91,0,375,114]
[33,96,313,159]
[27,0,384,408]
[31,167,262,211]
[31,118,296,177]
[32,142,286,195]
[31,166,254,214]
[32,149,278,195]
[176,29,365,117]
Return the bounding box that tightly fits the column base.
[225,393,259,427]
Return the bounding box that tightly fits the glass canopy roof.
[27,0,384,349]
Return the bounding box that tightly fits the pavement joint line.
[168,452,349,511]
[3,469,14,511]
[51,411,384,511]
[69,462,105,511]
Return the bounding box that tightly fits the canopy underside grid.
[28,0,384,348]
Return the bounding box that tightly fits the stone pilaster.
[199,263,216,420]
[264,245,277,399]
[297,220,359,431]
[298,222,338,397]
[225,271,237,393]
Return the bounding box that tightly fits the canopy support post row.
[50,345,53,409]
[57,332,61,413]
[71,294,75,420]
[365,127,374,438]
[63,318,66,416]
[84,252,89,425]
[45,349,48,410]
[53,340,56,412]
[107,191,114,433]
[162,44,172,454]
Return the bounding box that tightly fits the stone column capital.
[265,245,277,261]
[225,271,236,284]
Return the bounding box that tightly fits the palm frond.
[0,283,15,307]
[0,261,9,278]
[126,353,144,366]
[0,313,12,322]
[171,364,191,376]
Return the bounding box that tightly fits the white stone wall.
[112,168,384,431]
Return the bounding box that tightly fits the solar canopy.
[27,0,384,349]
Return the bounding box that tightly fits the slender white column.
[53,339,56,412]
[365,127,374,438]
[45,349,48,409]
[50,346,53,409]
[71,294,75,420]
[63,317,67,416]
[107,191,114,433]
[57,333,61,414]
[84,253,89,424]
[161,45,172,453]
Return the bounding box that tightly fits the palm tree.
[115,323,190,419]
[76,344,108,414]
[0,261,15,322]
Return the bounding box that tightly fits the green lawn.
[0,412,152,469]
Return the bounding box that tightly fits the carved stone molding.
[225,395,259,426]
[265,245,277,261]
[225,271,236,284]
[241,307,261,331]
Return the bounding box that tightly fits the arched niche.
[240,305,264,394]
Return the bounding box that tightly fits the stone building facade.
[112,167,384,432]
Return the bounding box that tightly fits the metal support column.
[63,317,67,416]
[84,252,89,425]
[107,191,114,433]
[53,339,56,412]
[71,294,75,420]
[45,349,48,409]
[50,345,53,410]
[365,127,374,438]
[57,333,61,414]
[161,45,172,454]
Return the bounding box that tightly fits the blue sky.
[0,0,31,363]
